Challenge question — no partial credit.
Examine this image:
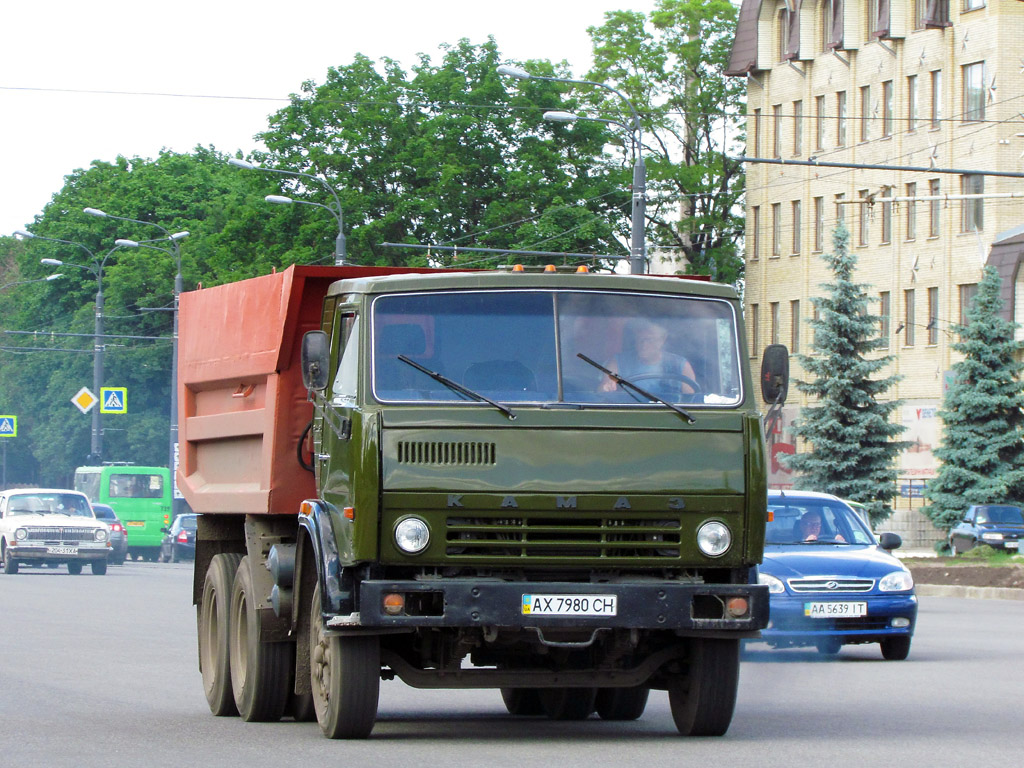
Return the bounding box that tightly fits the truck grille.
[397,441,496,466]
[787,578,875,593]
[445,514,681,559]
[24,527,97,543]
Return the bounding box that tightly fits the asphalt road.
[1,562,1021,767]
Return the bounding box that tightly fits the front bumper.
[7,543,109,562]
[329,579,770,634]
[760,592,918,646]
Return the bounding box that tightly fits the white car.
[0,488,111,575]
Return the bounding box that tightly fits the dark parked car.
[91,503,127,565]
[158,514,197,563]
[756,491,918,660]
[948,504,1023,555]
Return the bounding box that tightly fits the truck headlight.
[879,570,914,592]
[15,527,28,541]
[395,517,429,554]
[697,521,731,557]
[94,528,108,542]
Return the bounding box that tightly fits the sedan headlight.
[981,532,1004,542]
[758,572,785,594]
[94,528,109,543]
[394,517,429,555]
[15,527,28,541]
[696,521,731,557]
[879,570,914,592]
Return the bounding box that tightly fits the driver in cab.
[599,319,697,401]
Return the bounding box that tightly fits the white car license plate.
[47,546,78,556]
[804,601,867,618]
[522,594,617,617]
[1005,541,1019,550]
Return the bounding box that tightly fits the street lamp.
[0,273,64,292]
[84,207,189,509]
[21,230,124,464]
[228,158,348,265]
[498,65,647,275]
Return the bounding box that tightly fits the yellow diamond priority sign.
[72,387,98,414]
[100,387,128,414]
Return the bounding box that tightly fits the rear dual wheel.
[199,552,243,716]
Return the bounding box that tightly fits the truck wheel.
[309,582,379,738]
[199,552,243,716]
[91,560,108,576]
[668,638,740,736]
[595,686,650,721]
[228,556,291,722]
[539,688,597,720]
[500,688,544,716]
[67,562,83,575]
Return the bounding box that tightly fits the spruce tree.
[923,265,1024,533]
[784,222,906,524]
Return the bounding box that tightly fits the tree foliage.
[783,223,906,524]
[585,0,746,283]
[923,266,1024,532]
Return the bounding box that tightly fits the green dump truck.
[178,264,783,739]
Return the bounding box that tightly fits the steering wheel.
[621,372,703,397]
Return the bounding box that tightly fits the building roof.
[726,0,763,76]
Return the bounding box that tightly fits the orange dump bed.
[177,264,442,516]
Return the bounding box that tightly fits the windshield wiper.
[576,353,695,424]
[397,355,516,420]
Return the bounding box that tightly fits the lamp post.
[228,158,348,265]
[497,65,647,275]
[19,230,123,463]
[83,208,189,509]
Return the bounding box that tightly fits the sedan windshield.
[7,493,94,517]
[370,290,742,407]
[766,497,875,545]
[974,506,1024,525]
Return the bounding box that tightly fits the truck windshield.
[371,290,742,407]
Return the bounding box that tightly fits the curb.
[916,584,1024,601]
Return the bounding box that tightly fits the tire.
[309,582,380,739]
[199,552,243,716]
[3,551,18,575]
[539,688,597,720]
[500,688,544,716]
[91,559,108,576]
[229,556,291,722]
[289,691,317,722]
[595,686,650,721]
[880,636,912,661]
[67,562,83,575]
[170,547,179,564]
[949,539,958,557]
[816,637,842,655]
[668,638,740,737]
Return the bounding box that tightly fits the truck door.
[317,311,360,509]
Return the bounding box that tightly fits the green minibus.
[74,465,172,561]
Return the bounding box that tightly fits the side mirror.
[760,344,789,404]
[878,532,902,551]
[160,527,170,534]
[301,330,330,391]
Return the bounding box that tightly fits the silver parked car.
[0,489,111,575]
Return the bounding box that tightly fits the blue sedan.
[948,504,1023,555]
[757,491,917,660]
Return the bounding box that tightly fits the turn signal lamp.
[343,506,355,520]
[726,596,749,618]
[383,593,405,615]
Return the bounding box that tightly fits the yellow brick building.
[727,0,1024,538]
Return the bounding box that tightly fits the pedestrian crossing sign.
[0,415,16,437]
[100,387,128,414]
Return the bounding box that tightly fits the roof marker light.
[544,264,557,272]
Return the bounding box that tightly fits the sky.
[0,0,658,236]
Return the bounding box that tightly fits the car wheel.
[949,538,958,557]
[91,559,107,576]
[67,562,83,575]
[816,637,843,655]
[170,547,179,564]
[199,552,244,716]
[2,551,18,575]
[880,636,912,661]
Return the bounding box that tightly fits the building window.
[963,62,985,122]
[835,193,846,224]
[925,0,950,27]
[860,85,871,142]
[963,0,984,12]
[959,283,978,326]
[866,0,879,40]
[814,196,824,252]
[815,95,826,151]
[792,200,802,255]
[930,70,942,129]
[882,80,893,137]
[820,0,833,52]
[750,205,760,260]
[904,289,916,345]
[881,190,892,244]
[752,108,762,157]
[773,104,782,158]
[751,303,760,357]
[793,100,803,156]
[879,291,891,347]
[928,287,939,345]
[961,174,984,232]
[837,91,848,147]
[907,75,918,132]
[858,189,870,245]
[772,203,782,257]
[770,302,780,345]
[906,182,917,241]
[791,299,801,352]
[929,179,941,237]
